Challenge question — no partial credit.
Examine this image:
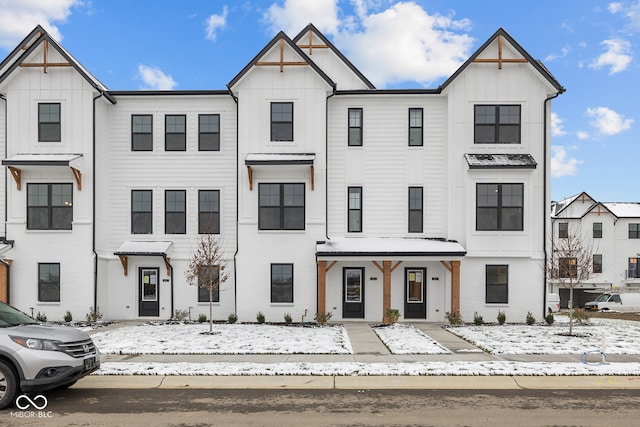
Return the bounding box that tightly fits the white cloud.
[551,146,581,178]
[608,2,623,14]
[137,65,177,90]
[263,0,473,88]
[0,0,81,49]
[586,106,633,135]
[551,113,567,137]
[589,38,632,74]
[205,6,228,42]
[544,46,570,62]
[577,131,589,140]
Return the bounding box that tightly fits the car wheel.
[0,360,18,410]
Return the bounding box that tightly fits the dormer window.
[38,103,61,142]
[271,102,293,141]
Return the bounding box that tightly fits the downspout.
[227,85,239,317]
[1,94,7,241]
[543,92,560,317]
[92,92,103,313]
[165,255,174,318]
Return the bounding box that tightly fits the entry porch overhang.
[316,238,465,322]
[2,154,84,191]
[244,153,316,191]
[114,240,173,276]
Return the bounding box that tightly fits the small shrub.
[314,311,333,324]
[446,311,462,325]
[64,310,73,323]
[385,308,400,324]
[173,309,188,321]
[571,308,590,324]
[283,312,292,324]
[545,312,555,325]
[197,313,207,323]
[228,313,238,324]
[256,311,265,324]
[497,310,506,325]
[473,311,484,326]
[36,311,47,322]
[86,306,103,323]
[526,311,536,325]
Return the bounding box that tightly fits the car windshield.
[0,302,38,327]
[594,294,610,302]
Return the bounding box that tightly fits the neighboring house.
[550,192,640,308]
[0,24,564,323]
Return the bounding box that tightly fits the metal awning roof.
[316,237,466,259]
[2,154,82,166]
[464,153,537,169]
[114,241,173,256]
[244,153,315,165]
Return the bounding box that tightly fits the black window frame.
[38,263,60,302]
[199,114,220,151]
[197,265,220,303]
[165,114,186,151]
[593,254,603,274]
[198,190,220,234]
[165,190,186,234]
[474,104,521,144]
[271,263,294,303]
[347,186,362,233]
[593,222,603,238]
[629,258,640,278]
[38,103,61,142]
[559,257,578,278]
[348,108,363,146]
[408,186,423,233]
[131,190,153,234]
[132,114,153,151]
[559,222,568,238]
[486,264,508,304]
[629,223,640,239]
[27,183,73,230]
[408,108,423,146]
[476,183,524,231]
[270,102,293,142]
[258,183,305,230]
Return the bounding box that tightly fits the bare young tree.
[547,223,597,335]
[185,233,228,333]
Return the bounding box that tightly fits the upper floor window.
[486,264,508,304]
[408,108,423,146]
[197,265,220,303]
[629,223,640,239]
[348,108,363,146]
[38,103,61,142]
[131,190,152,234]
[593,254,603,274]
[408,187,423,233]
[629,258,640,278]
[271,102,293,141]
[258,183,304,230]
[199,114,220,151]
[474,105,521,144]
[348,187,362,233]
[165,115,186,151]
[593,222,602,238]
[27,183,73,230]
[38,263,60,302]
[199,190,220,234]
[559,257,577,278]
[132,114,153,151]
[476,183,523,231]
[558,222,568,238]
[165,190,186,234]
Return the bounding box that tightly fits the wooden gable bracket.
[310,165,315,190]
[70,167,82,191]
[7,167,21,191]
[118,255,129,276]
[472,35,528,70]
[247,165,253,190]
[297,29,329,56]
[19,39,72,74]
[163,256,172,276]
[256,39,308,72]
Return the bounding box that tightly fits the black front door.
[404,268,426,319]
[343,267,365,318]
[139,268,159,316]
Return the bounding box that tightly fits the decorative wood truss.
[19,37,72,73]
[256,39,309,72]
[6,165,82,191]
[472,34,528,69]
[296,29,329,56]
[118,254,172,276]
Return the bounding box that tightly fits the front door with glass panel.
[404,268,426,319]
[343,267,365,318]
[139,268,159,316]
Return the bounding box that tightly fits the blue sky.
[1,0,639,202]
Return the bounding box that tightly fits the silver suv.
[0,301,100,409]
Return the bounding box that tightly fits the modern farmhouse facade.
[0,24,564,323]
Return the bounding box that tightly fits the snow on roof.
[244,153,315,165]
[603,202,640,218]
[316,237,466,257]
[464,153,537,169]
[114,241,173,255]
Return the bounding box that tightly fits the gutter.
[92,92,103,313]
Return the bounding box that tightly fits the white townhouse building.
[550,192,640,308]
[0,24,564,323]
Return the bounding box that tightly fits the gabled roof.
[439,28,565,94]
[292,23,375,90]
[0,25,115,104]
[228,30,335,90]
[551,192,594,217]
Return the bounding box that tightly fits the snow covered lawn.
[91,322,353,355]
[372,324,449,354]
[447,317,640,355]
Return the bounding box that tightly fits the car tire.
[0,360,18,410]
